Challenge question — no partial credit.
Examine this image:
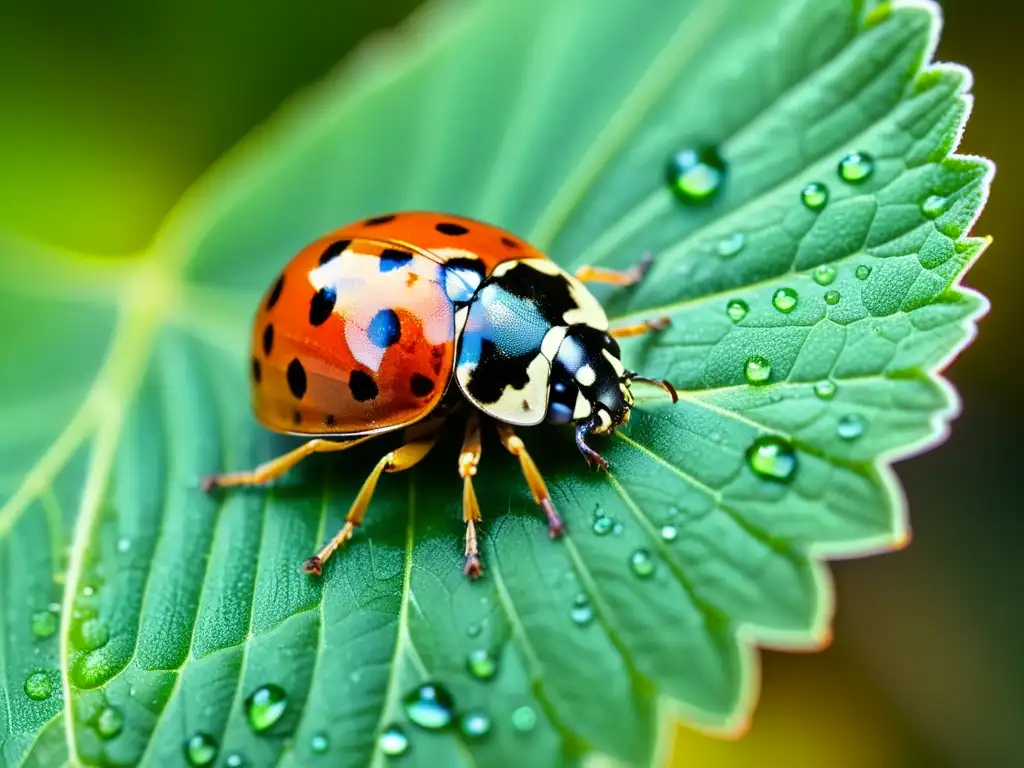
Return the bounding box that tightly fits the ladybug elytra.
[202,212,677,578]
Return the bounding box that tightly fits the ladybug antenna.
[624,371,679,403]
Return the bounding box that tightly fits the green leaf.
[0,0,993,766]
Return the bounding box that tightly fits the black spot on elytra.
[349,370,378,402]
[251,358,262,383]
[410,373,434,397]
[309,286,337,326]
[365,214,396,226]
[293,410,303,425]
[430,346,443,374]
[319,240,351,266]
[436,221,468,236]
[501,236,521,250]
[287,359,307,399]
[262,324,274,356]
[325,414,336,427]
[466,338,536,405]
[367,309,401,348]
[266,275,285,309]
[379,248,414,272]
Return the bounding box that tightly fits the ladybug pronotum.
[202,212,677,578]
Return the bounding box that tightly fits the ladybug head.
[546,325,677,467]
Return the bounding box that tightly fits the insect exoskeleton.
[202,211,677,578]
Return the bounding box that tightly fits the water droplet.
[855,265,872,280]
[812,264,837,286]
[459,711,492,740]
[116,537,131,553]
[225,755,245,768]
[96,706,124,739]
[772,287,798,313]
[592,513,613,536]
[570,594,594,626]
[612,523,624,535]
[378,725,409,756]
[629,549,655,579]
[310,732,330,754]
[746,436,798,482]
[82,586,95,598]
[801,182,829,211]
[244,684,288,733]
[31,609,58,639]
[726,299,748,323]
[660,524,678,542]
[715,232,745,258]
[184,733,218,767]
[466,649,498,681]
[24,672,52,701]
[403,683,455,730]
[72,618,110,651]
[744,356,772,385]
[824,290,841,305]
[838,151,875,183]
[667,506,679,517]
[666,145,727,204]
[813,380,837,400]
[511,705,537,733]
[921,194,945,219]
[837,414,866,440]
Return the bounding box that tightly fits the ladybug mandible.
[202,212,677,578]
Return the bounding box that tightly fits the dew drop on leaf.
[511,705,538,733]
[746,436,798,482]
[466,623,481,638]
[310,732,330,754]
[459,711,492,739]
[592,512,613,536]
[23,671,52,701]
[665,145,726,204]
[812,264,837,285]
[660,524,678,542]
[800,182,829,211]
[466,649,498,681]
[715,232,745,258]
[744,356,772,385]
[813,380,837,400]
[570,594,594,626]
[726,299,748,323]
[772,287,798,313]
[116,537,131,553]
[72,617,110,651]
[403,683,456,730]
[837,414,867,440]
[824,290,841,305]
[838,151,874,183]
[629,549,655,578]
[225,755,245,768]
[31,609,58,639]
[921,194,945,219]
[378,725,409,756]
[244,684,288,733]
[96,706,124,739]
[184,733,218,767]
[855,264,873,280]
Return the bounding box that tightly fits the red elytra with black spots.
[251,211,539,437]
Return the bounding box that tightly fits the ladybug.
[202,212,677,578]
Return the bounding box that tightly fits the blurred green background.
[0,0,1018,765]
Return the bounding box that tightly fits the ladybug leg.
[494,422,565,538]
[201,435,376,491]
[608,315,671,339]
[574,250,655,287]
[302,419,443,577]
[459,413,484,579]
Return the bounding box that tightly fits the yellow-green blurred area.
[0,0,1019,765]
